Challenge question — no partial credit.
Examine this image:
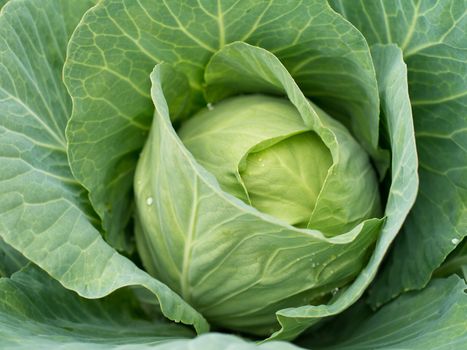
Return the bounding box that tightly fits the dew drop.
[146,197,154,206]
[207,102,214,111]
[451,238,460,245]
[331,287,339,296]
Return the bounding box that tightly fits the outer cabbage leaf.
[0,267,302,350]
[64,0,382,246]
[150,334,304,350]
[0,265,194,349]
[254,42,418,341]
[330,0,467,308]
[297,276,467,350]
[0,0,208,334]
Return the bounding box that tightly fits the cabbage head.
[0,0,465,349]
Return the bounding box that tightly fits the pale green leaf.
[330,0,467,305]
[0,265,194,349]
[150,334,304,350]
[204,42,382,235]
[64,0,382,245]
[298,276,467,350]
[0,266,303,349]
[267,43,418,340]
[178,95,313,207]
[0,0,208,334]
[134,43,383,338]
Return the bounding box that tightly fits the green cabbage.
[0,0,465,348]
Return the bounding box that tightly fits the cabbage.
[0,0,465,348]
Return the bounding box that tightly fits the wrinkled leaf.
[298,276,467,350]
[0,267,300,350]
[0,0,208,334]
[64,0,382,246]
[331,0,467,308]
[0,265,194,349]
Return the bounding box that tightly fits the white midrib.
[180,176,199,302]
